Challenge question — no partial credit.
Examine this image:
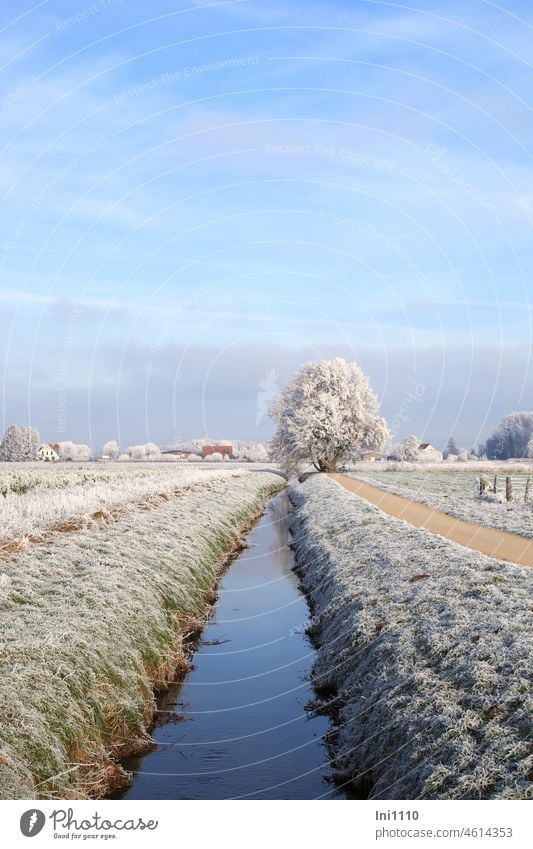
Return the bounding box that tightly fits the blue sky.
[1,0,532,449]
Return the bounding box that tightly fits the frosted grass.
[290,474,532,799]
[0,471,283,799]
[348,469,533,539]
[0,462,261,542]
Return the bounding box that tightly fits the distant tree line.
[2,405,532,467]
[0,425,271,464]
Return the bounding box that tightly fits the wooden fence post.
[505,476,512,502]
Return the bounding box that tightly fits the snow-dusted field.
[290,474,533,800]
[0,461,269,543]
[0,469,283,799]
[347,460,533,474]
[347,468,533,539]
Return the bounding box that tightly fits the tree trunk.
[315,448,346,472]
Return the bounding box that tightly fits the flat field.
[347,464,533,539]
[0,461,267,544]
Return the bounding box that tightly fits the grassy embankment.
[289,473,532,800]
[0,471,283,799]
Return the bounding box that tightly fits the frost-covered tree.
[245,443,269,462]
[126,444,146,460]
[58,441,75,461]
[269,358,389,473]
[204,451,223,462]
[102,440,119,459]
[231,441,269,462]
[457,447,469,462]
[443,436,458,459]
[58,441,91,461]
[0,425,40,461]
[75,444,91,462]
[528,437,533,458]
[390,434,420,461]
[485,412,533,460]
[125,442,161,460]
[144,442,161,458]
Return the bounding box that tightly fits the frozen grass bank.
[289,474,533,799]
[0,471,283,799]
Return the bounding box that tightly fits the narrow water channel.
[116,491,344,800]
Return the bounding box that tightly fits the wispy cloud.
[1,0,532,443]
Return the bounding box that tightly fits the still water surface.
[118,491,344,799]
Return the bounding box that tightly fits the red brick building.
[201,444,233,458]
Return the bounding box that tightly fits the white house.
[417,442,443,462]
[38,443,60,462]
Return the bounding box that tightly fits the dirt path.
[329,473,533,566]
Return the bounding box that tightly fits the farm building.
[418,442,443,461]
[201,444,233,458]
[38,443,60,462]
[162,450,196,460]
[360,450,382,461]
